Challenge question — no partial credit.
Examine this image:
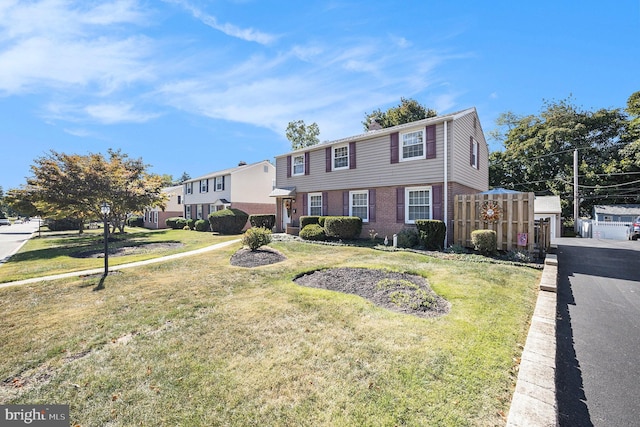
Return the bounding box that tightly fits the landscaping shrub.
[175,218,188,229]
[208,208,249,234]
[395,227,419,248]
[505,249,532,263]
[126,215,144,228]
[242,227,272,251]
[318,216,327,227]
[324,216,362,239]
[194,219,210,232]
[299,224,326,241]
[471,229,497,255]
[300,216,320,229]
[186,218,196,230]
[165,217,186,229]
[415,220,446,250]
[46,218,83,231]
[249,214,276,230]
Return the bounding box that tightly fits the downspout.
[443,120,449,247]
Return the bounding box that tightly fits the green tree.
[362,97,437,131]
[177,171,191,184]
[489,96,632,218]
[21,149,166,234]
[286,120,320,150]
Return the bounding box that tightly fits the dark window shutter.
[349,141,356,169]
[302,193,307,217]
[390,132,399,164]
[325,147,332,172]
[304,152,310,175]
[426,125,436,159]
[286,156,292,178]
[343,191,349,215]
[396,187,405,223]
[432,184,443,220]
[221,176,225,191]
[369,189,376,223]
[322,192,328,215]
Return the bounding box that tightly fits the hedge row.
[299,216,362,241]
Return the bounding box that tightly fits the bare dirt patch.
[294,267,450,318]
[230,247,287,267]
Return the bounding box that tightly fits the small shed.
[534,196,562,240]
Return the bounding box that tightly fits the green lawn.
[0,227,238,283]
[0,240,540,426]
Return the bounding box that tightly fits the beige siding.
[276,124,447,192]
[450,111,489,191]
[230,162,276,204]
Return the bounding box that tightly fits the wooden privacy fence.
[453,192,537,253]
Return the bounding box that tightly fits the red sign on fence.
[517,233,528,246]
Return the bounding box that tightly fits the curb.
[506,253,558,427]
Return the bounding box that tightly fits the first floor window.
[185,205,191,219]
[406,187,431,223]
[197,204,203,219]
[350,190,368,222]
[153,211,158,224]
[309,193,322,216]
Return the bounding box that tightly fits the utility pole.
[574,149,579,233]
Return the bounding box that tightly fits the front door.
[282,199,291,231]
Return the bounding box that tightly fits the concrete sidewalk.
[506,254,558,427]
[0,239,240,289]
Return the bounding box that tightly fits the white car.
[0,218,11,226]
[627,216,640,240]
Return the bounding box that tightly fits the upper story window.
[292,154,305,176]
[350,190,368,223]
[214,176,224,191]
[308,193,323,216]
[470,137,479,169]
[405,186,431,224]
[200,179,208,193]
[185,182,193,194]
[177,195,182,205]
[333,145,349,170]
[401,129,425,161]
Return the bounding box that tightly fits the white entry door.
[282,200,291,230]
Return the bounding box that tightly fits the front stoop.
[506,255,558,427]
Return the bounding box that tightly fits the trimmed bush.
[175,218,188,229]
[208,208,249,234]
[300,216,320,229]
[324,216,362,239]
[186,218,196,230]
[126,215,144,228]
[166,217,186,229]
[318,216,327,227]
[46,218,83,231]
[395,227,419,248]
[242,227,272,251]
[299,224,326,241]
[249,214,276,230]
[471,229,497,255]
[194,219,210,232]
[415,219,446,250]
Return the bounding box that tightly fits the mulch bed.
[230,247,287,267]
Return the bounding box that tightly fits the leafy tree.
[159,174,174,187]
[362,97,437,131]
[489,96,633,218]
[20,149,166,234]
[177,171,191,184]
[286,120,320,150]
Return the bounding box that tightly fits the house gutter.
[443,120,449,247]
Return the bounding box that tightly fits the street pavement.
[0,219,40,264]
[555,237,640,427]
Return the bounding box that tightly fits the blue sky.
[1,0,638,191]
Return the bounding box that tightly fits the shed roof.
[534,196,562,214]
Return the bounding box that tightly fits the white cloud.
[85,103,161,124]
[164,0,277,45]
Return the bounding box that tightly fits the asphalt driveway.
[555,237,640,427]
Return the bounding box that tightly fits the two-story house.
[182,160,276,223]
[143,185,184,229]
[271,107,489,244]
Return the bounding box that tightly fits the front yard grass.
[0,241,540,426]
[0,228,238,283]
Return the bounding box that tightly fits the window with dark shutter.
[432,184,443,220]
[396,187,405,222]
[390,132,399,164]
[286,156,292,178]
[426,125,436,159]
[325,147,332,172]
[369,189,376,223]
[304,152,310,175]
[349,142,356,169]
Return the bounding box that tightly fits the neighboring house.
[182,160,276,223]
[271,107,489,243]
[593,204,640,222]
[143,185,183,229]
[534,195,562,240]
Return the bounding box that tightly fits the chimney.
[367,119,382,131]
[238,161,247,166]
